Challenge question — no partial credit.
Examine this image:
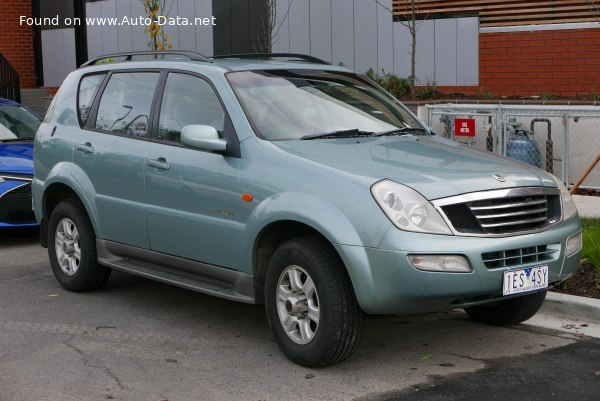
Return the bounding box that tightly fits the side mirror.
[180,125,227,152]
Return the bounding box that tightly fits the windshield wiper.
[372,127,429,137]
[0,136,35,143]
[300,129,373,140]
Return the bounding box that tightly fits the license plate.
[503,265,548,296]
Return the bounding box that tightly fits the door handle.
[147,158,170,170]
[76,143,94,154]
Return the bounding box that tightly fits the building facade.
[1,0,599,98]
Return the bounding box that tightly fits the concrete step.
[20,88,53,116]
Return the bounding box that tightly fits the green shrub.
[365,68,409,99]
[580,217,600,272]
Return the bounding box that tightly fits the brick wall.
[0,0,36,88]
[480,28,600,98]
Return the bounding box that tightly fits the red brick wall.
[480,28,600,98]
[0,0,36,88]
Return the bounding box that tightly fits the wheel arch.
[252,220,354,305]
[39,165,100,247]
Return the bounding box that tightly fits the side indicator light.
[242,194,253,202]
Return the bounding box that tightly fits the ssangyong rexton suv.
[33,51,582,367]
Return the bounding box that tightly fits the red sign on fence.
[455,118,476,137]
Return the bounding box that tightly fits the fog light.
[566,232,582,257]
[408,255,471,273]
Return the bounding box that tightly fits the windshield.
[227,70,426,141]
[0,105,41,141]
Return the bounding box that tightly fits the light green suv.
[33,51,582,367]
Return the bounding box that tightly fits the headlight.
[371,180,452,235]
[551,175,578,220]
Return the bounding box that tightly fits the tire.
[47,198,111,292]
[464,290,547,326]
[265,237,363,367]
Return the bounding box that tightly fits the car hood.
[273,136,556,200]
[0,142,34,175]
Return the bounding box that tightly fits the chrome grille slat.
[480,216,548,228]
[435,187,562,236]
[475,207,548,219]
[470,199,547,211]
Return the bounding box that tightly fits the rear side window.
[158,73,225,143]
[78,74,105,125]
[94,72,160,137]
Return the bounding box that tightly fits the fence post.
[562,114,569,185]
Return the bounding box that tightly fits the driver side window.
[94,72,160,137]
[158,73,225,144]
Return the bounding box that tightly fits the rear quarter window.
[77,74,105,126]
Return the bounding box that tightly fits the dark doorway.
[212,0,269,55]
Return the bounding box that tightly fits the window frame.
[84,69,163,142]
[150,69,240,158]
[83,68,241,157]
[76,72,107,128]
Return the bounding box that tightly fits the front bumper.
[0,179,38,228]
[336,215,582,315]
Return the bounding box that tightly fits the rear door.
[74,71,161,247]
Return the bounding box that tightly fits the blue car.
[0,98,42,228]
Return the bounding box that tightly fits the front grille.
[482,244,559,268]
[438,188,561,236]
[0,183,36,224]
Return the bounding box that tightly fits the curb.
[541,292,600,324]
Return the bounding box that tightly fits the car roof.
[210,58,351,72]
[80,52,353,74]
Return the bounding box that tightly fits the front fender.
[241,192,391,300]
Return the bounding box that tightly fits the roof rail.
[81,50,211,67]
[212,53,330,65]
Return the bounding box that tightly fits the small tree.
[259,0,294,52]
[375,0,427,99]
[141,0,173,52]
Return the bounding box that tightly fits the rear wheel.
[48,198,111,292]
[265,237,363,367]
[464,290,547,325]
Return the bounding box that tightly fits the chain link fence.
[422,104,600,190]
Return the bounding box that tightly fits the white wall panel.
[80,1,477,87]
[392,20,411,78]
[178,0,197,52]
[354,0,377,73]
[289,0,310,54]
[376,0,394,73]
[273,0,291,52]
[194,0,213,55]
[457,17,479,85]
[414,20,435,84]
[309,0,332,62]
[86,2,103,60]
[116,0,133,52]
[100,0,118,55]
[130,0,148,52]
[42,29,76,87]
[434,18,457,85]
[331,0,354,68]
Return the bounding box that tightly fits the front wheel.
[47,198,111,292]
[464,290,547,326]
[265,237,363,367]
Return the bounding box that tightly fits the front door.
[145,72,243,269]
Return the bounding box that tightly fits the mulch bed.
[553,260,600,300]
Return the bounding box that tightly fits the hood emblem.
[493,173,507,182]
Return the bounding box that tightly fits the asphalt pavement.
[1,227,599,401]
[379,338,600,401]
